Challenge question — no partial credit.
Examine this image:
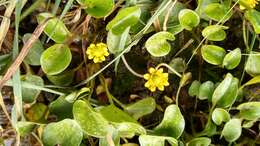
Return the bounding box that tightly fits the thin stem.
[175,84,182,106]
[163,0,177,31]
[122,55,143,78]
[156,63,182,78]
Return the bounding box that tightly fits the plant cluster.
[0,0,260,146]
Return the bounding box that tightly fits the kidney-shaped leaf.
[186,137,211,146]
[145,31,175,57]
[202,25,228,41]
[139,135,178,146]
[41,44,72,75]
[201,45,226,65]
[17,121,37,137]
[42,119,83,146]
[73,100,110,138]
[223,48,241,70]
[198,81,215,100]
[237,102,260,120]
[188,80,201,97]
[221,118,242,142]
[245,9,260,34]
[212,108,230,125]
[125,97,156,119]
[77,0,114,18]
[37,13,71,43]
[179,9,200,31]
[154,104,185,139]
[106,6,141,35]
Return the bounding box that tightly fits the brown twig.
[0,20,49,89]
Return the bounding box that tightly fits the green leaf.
[245,9,260,34]
[221,119,242,142]
[188,80,201,97]
[145,31,175,57]
[204,3,232,22]
[195,0,218,19]
[37,13,71,43]
[49,96,73,120]
[113,122,146,138]
[125,97,156,119]
[237,102,260,120]
[186,137,211,146]
[242,75,260,87]
[199,120,217,137]
[42,119,83,146]
[40,44,72,75]
[107,27,130,54]
[77,0,114,18]
[178,9,200,31]
[73,100,110,138]
[17,121,36,137]
[201,45,226,65]
[223,48,241,70]
[22,33,44,66]
[0,54,11,74]
[245,52,260,77]
[98,104,138,123]
[198,81,215,100]
[168,57,186,73]
[139,135,178,146]
[212,108,230,125]
[154,104,185,139]
[47,70,74,86]
[106,6,141,35]
[25,103,48,123]
[202,25,228,41]
[212,73,238,107]
[21,74,44,103]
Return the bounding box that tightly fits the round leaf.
[42,119,83,146]
[212,108,230,125]
[245,52,260,77]
[204,3,232,22]
[188,80,201,97]
[237,102,260,120]
[154,104,185,139]
[202,25,228,41]
[198,81,215,100]
[37,13,71,43]
[41,44,72,75]
[201,45,226,65]
[223,48,241,70]
[73,100,110,138]
[178,9,200,31]
[186,137,211,146]
[145,31,175,57]
[221,119,242,142]
[106,6,141,35]
[77,0,114,18]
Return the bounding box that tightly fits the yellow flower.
[239,0,259,9]
[86,43,109,63]
[143,67,169,92]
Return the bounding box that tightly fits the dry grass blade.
[0,20,49,89]
[0,0,16,50]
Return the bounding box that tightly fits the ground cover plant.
[0,0,260,145]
